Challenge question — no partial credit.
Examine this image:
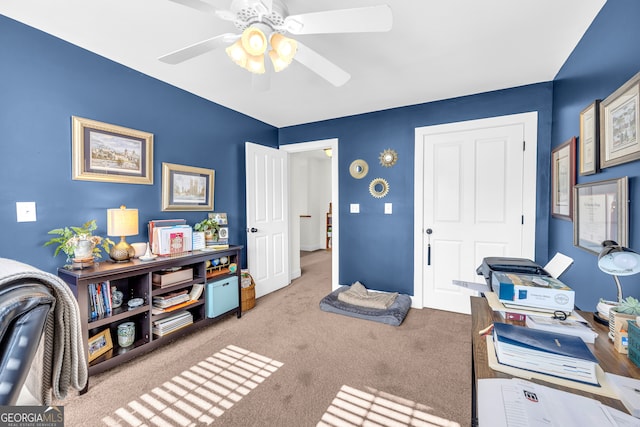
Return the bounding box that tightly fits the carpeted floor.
[56,250,472,426]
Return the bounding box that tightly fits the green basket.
[627,320,640,367]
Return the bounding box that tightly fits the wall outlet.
[350,203,360,214]
[384,203,393,214]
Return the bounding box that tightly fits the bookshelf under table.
[58,246,243,393]
[471,295,640,424]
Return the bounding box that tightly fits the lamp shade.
[598,240,640,276]
[241,26,267,56]
[107,205,139,237]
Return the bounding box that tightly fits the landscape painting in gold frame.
[162,162,214,211]
[72,116,153,184]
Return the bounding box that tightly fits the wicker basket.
[241,275,256,312]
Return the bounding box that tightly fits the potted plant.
[44,219,113,266]
[193,217,220,244]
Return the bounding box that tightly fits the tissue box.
[491,271,574,311]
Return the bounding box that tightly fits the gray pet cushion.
[319,285,411,326]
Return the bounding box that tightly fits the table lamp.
[598,240,640,303]
[107,205,139,262]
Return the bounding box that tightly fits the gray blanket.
[337,281,398,309]
[0,258,87,404]
[320,285,411,326]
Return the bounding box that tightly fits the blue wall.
[4,0,639,309]
[0,15,278,274]
[280,84,554,295]
[550,0,640,310]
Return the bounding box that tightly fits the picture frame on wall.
[88,328,113,362]
[162,162,214,211]
[579,100,600,175]
[573,176,628,255]
[72,116,154,184]
[600,71,640,169]
[551,137,576,220]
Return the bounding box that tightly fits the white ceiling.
[1,0,606,128]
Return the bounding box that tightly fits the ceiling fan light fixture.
[268,50,290,72]
[225,40,248,67]
[270,33,297,62]
[245,54,266,74]
[241,26,268,56]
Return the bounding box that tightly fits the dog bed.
[319,285,411,326]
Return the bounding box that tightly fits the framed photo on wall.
[162,162,214,211]
[579,100,600,175]
[551,137,576,220]
[573,176,628,254]
[600,71,640,169]
[72,116,154,184]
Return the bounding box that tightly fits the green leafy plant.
[194,218,220,240]
[614,296,640,315]
[44,219,113,260]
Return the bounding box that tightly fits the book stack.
[152,311,193,337]
[89,281,112,320]
[491,271,575,312]
[148,219,186,252]
[493,322,599,385]
[151,284,204,315]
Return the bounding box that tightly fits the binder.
[493,322,599,385]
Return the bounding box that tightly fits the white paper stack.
[152,311,193,337]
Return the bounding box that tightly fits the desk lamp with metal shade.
[594,240,640,325]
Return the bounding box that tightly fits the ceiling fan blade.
[284,4,392,35]
[158,33,239,64]
[168,0,236,21]
[294,41,350,87]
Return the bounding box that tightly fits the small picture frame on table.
[600,71,640,169]
[88,328,113,362]
[573,176,628,255]
[551,137,576,220]
[579,100,600,175]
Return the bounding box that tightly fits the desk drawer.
[205,276,239,318]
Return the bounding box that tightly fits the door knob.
[248,227,258,233]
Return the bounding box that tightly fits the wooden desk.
[471,296,640,423]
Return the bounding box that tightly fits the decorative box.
[205,276,239,318]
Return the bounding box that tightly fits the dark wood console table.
[471,296,640,424]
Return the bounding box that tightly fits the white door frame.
[413,112,538,308]
[280,138,340,290]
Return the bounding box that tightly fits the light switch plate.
[350,203,360,213]
[16,201,37,222]
[384,203,393,214]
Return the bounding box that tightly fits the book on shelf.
[525,314,599,344]
[492,322,599,385]
[148,219,186,252]
[152,311,193,336]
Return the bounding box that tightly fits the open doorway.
[280,139,339,290]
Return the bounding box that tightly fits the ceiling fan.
[158,0,393,87]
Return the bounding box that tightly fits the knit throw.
[0,258,87,404]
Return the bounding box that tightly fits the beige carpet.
[56,250,472,426]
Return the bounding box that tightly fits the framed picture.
[573,176,628,255]
[72,116,153,184]
[551,137,576,220]
[162,162,214,211]
[600,72,640,169]
[579,100,600,175]
[88,328,113,362]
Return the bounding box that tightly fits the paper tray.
[485,335,617,398]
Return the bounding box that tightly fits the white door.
[245,142,290,298]
[414,113,538,314]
